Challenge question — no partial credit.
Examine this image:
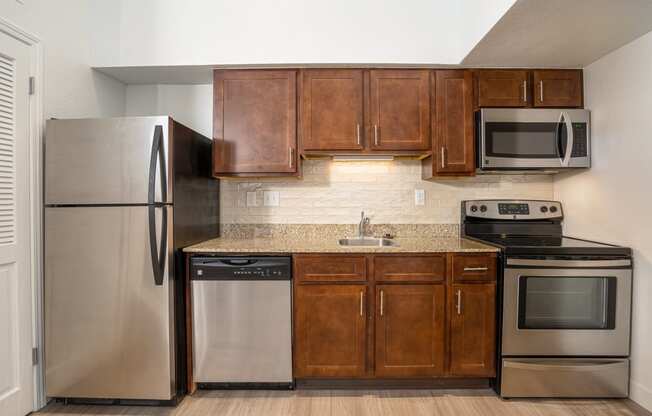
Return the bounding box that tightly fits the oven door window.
[518,276,617,329]
[485,122,567,159]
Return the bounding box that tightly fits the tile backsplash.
[220,159,553,224]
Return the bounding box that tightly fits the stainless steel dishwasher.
[190,256,293,388]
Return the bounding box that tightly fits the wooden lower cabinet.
[375,284,445,377]
[294,284,367,377]
[293,253,497,381]
[449,283,496,377]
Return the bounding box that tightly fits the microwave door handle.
[556,112,564,166]
[561,111,574,167]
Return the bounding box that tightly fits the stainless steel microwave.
[476,108,590,172]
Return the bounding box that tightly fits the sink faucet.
[358,211,370,238]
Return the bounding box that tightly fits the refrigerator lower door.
[44,206,175,400]
[45,117,172,205]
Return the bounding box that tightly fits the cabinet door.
[477,70,530,107]
[450,284,496,377]
[375,284,445,377]
[369,70,430,151]
[533,69,583,108]
[301,69,364,151]
[213,70,297,174]
[434,70,475,175]
[294,284,367,377]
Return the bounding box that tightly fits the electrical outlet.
[415,189,425,206]
[246,191,258,207]
[263,191,280,207]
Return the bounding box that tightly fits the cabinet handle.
[440,147,446,169]
[523,80,527,102]
[289,147,294,169]
[356,124,361,146]
[380,290,384,316]
[464,267,488,272]
[359,291,364,316]
[539,80,544,102]
[374,125,379,146]
[456,289,462,315]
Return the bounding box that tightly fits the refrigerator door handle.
[148,125,168,204]
[149,205,168,286]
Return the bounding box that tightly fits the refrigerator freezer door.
[44,206,175,400]
[45,117,173,205]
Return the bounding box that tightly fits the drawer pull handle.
[464,267,488,272]
[380,290,384,316]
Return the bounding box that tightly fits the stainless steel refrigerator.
[44,117,219,404]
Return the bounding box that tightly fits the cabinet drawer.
[294,255,367,282]
[451,254,496,282]
[374,255,446,282]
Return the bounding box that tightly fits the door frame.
[0,16,45,411]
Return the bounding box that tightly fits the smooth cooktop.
[473,235,632,257]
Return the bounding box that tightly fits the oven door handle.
[504,360,626,372]
[506,258,631,268]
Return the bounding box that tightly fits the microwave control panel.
[571,123,588,157]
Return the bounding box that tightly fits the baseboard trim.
[295,378,491,390]
[630,381,652,414]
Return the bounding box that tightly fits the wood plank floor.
[35,389,651,416]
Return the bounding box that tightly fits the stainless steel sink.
[338,237,398,247]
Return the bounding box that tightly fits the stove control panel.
[463,200,563,220]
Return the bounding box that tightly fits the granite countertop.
[183,224,499,254]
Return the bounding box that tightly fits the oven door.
[479,108,590,170]
[502,258,631,356]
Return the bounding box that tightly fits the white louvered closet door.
[0,31,34,416]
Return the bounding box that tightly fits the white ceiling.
[462,0,652,68]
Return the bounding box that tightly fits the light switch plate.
[246,191,258,207]
[263,191,280,207]
[415,189,425,206]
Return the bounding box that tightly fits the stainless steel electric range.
[461,199,632,398]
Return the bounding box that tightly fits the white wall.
[125,84,212,137]
[554,30,652,411]
[106,0,515,67]
[2,0,125,118]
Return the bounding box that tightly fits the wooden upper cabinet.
[433,70,475,175]
[533,69,583,108]
[450,283,496,377]
[375,284,445,377]
[294,284,367,377]
[301,69,364,151]
[369,70,431,151]
[476,70,530,107]
[213,70,297,174]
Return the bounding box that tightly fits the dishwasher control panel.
[190,256,292,280]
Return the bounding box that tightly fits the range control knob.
[549,206,558,213]
[480,205,488,213]
[470,205,478,213]
[540,206,548,213]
